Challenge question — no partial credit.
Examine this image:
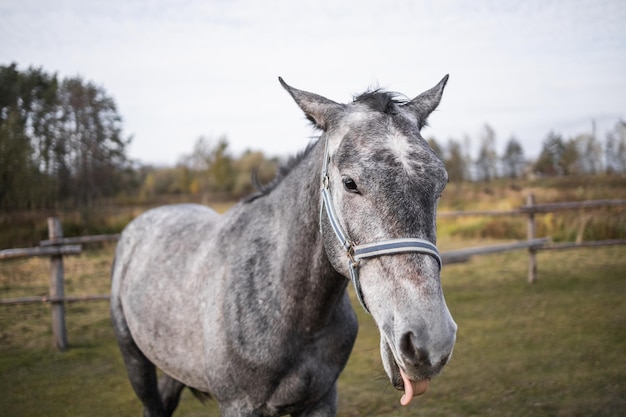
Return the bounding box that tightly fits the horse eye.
[342,177,360,193]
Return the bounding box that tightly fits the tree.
[605,120,626,174]
[560,139,580,176]
[444,139,467,182]
[207,138,235,192]
[573,133,602,174]
[475,124,498,181]
[140,165,190,196]
[56,76,130,207]
[0,63,131,211]
[232,150,277,195]
[501,136,525,179]
[181,135,214,171]
[179,135,235,193]
[617,123,626,174]
[534,131,565,176]
[0,64,58,209]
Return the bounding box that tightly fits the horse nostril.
[398,332,453,378]
[399,332,431,368]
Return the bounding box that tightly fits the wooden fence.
[439,194,626,283]
[0,218,118,350]
[1,195,625,350]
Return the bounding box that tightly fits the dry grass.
[437,177,626,241]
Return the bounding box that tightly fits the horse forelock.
[353,89,408,115]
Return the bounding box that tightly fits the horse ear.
[405,74,449,130]
[279,77,343,131]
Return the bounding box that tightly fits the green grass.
[1,241,625,416]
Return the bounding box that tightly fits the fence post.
[48,217,68,351]
[526,194,538,284]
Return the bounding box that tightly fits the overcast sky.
[1,0,625,165]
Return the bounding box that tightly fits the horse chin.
[380,337,431,405]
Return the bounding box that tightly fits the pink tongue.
[400,369,430,406]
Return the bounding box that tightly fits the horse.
[110,76,457,417]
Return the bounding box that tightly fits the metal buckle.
[347,244,360,268]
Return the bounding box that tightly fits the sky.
[1,0,625,165]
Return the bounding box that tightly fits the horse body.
[112,142,357,416]
[111,76,456,417]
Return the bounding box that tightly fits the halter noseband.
[320,137,442,314]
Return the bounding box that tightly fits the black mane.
[353,89,408,115]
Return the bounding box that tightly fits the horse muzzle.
[380,314,457,405]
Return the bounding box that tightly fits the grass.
[1,239,624,416]
[337,241,626,417]
[436,246,624,417]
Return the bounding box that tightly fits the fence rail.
[438,209,526,218]
[0,294,111,305]
[542,239,626,250]
[441,238,551,264]
[39,234,120,247]
[1,195,625,350]
[0,244,82,260]
[520,198,626,213]
[438,199,626,217]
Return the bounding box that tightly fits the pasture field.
[1,237,624,416]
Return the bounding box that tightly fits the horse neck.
[263,138,348,319]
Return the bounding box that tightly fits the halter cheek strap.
[320,137,442,314]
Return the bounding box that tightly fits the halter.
[320,136,442,314]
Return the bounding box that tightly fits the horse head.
[280,76,457,405]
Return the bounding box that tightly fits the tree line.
[0,64,279,212]
[0,63,132,212]
[428,121,626,182]
[139,136,278,199]
[2,63,625,213]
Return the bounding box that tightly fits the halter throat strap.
[319,137,442,314]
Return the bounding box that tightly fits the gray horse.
[111,76,457,417]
